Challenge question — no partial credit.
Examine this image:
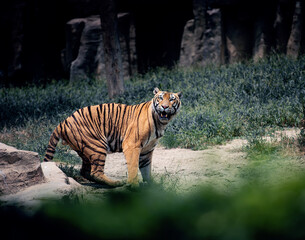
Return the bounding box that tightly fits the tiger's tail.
[44,125,61,162]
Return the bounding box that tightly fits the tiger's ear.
[177,91,182,99]
[153,87,160,95]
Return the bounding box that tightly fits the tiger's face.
[152,87,182,123]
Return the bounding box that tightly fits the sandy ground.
[1,129,299,206]
[86,128,300,195]
[99,139,247,194]
[1,138,249,206]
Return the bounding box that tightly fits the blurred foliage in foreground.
[2,175,305,240]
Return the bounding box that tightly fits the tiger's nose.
[162,104,169,109]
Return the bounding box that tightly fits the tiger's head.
[152,87,182,123]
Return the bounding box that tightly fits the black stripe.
[91,162,105,167]
[63,121,77,149]
[146,104,152,144]
[48,145,56,150]
[121,104,127,121]
[152,113,159,138]
[92,109,105,141]
[136,103,147,140]
[118,104,127,139]
[122,106,131,139]
[91,169,104,174]
[95,106,106,141]
[66,120,81,150]
[59,122,63,137]
[71,112,80,125]
[102,104,107,135]
[45,154,53,159]
[96,105,102,125]
[114,104,120,125]
[83,107,97,137]
[81,108,101,142]
[140,149,154,157]
[88,106,93,121]
[139,159,151,168]
[85,144,107,156]
[47,149,55,154]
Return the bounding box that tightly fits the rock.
[69,16,104,82]
[201,8,222,66]
[0,143,45,195]
[179,19,196,67]
[179,3,221,67]
[0,162,82,207]
[62,18,86,74]
[67,14,137,82]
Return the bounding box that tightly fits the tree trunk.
[100,0,124,99]
[274,0,296,53]
[287,1,304,58]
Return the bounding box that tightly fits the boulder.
[69,16,104,82]
[0,162,82,207]
[179,19,195,67]
[66,13,137,82]
[0,143,45,195]
[179,2,221,67]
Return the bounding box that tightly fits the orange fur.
[44,88,182,187]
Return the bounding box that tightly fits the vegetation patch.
[2,175,305,239]
[1,55,305,154]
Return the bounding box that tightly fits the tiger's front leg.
[123,147,141,187]
[139,150,153,183]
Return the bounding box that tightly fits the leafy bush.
[2,176,305,239]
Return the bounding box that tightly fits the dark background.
[0,0,304,86]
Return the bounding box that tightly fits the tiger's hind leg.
[76,151,91,180]
[78,147,124,187]
[89,154,125,187]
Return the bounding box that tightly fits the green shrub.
[3,176,305,240]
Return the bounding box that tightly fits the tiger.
[44,87,182,187]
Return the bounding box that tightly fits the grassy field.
[1,55,305,239]
[1,55,305,156]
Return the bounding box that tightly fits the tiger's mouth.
[157,111,172,121]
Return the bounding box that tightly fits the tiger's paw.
[112,180,126,187]
[126,181,140,191]
[91,173,125,188]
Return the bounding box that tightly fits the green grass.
[1,54,305,156]
[240,137,305,187]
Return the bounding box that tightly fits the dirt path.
[89,129,299,195]
[101,139,247,194]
